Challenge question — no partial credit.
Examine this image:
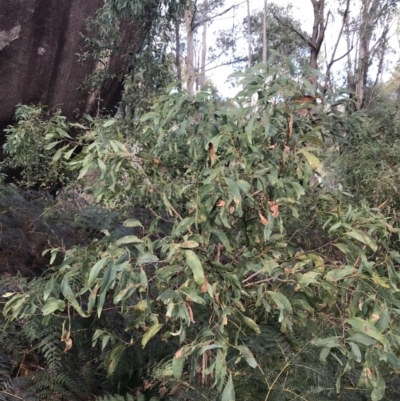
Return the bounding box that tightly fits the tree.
[348,0,398,110]
[0,0,158,132]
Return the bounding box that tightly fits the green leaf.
[345,317,388,348]
[123,219,143,228]
[185,250,205,285]
[224,177,242,211]
[116,235,143,245]
[344,230,378,252]
[297,149,321,169]
[88,257,109,287]
[42,298,65,315]
[172,350,185,378]
[237,312,260,334]
[140,112,160,122]
[326,266,355,281]
[137,253,159,266]
[142,324,164,348]
[267,291,293,314]
[237,345,257,368]
[103,119,117,127]
[105,344,125,376]
[221,373,235,401]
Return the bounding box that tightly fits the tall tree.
[246,0,252,67]
[263,0,267,63]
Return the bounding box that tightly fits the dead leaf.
[159,386,168,397]
[258,212,269,226]
[216,200,226,207]
[208,142,216,166]
[153,157,161,165]
[174,348,184,358]
[229,206,235,214]
[63,338,73,353]
[287,113,293,139]
[284,146,291,154]
[186,302,195,323]
[269,144,277,149]
[268,201,279,218]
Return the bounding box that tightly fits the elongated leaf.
[42,299,65,315]
[142,324,164,348]
[267,291,293,314]
[185,250,205,285]
[88,257,108,287]
[297,149,320,169]
[344,230,377,252]
[116,235,143,245]
[221,373,235,401]
[345,317,388,347]
[326,266,355,282]
[237,345,257,368]
[105,344,125,376]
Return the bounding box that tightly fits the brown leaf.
[153,157,161,165]
[186,302,195,323]
[63,338,73,353]
[216,199,226,207]
[174,348,184,359]
[268,201,279,218]
[258,212,269,226]
[229,206,235,214]
[287,113,293,139]
[208,142,216,166]
[269,144,277,149]
[159,386,168,397]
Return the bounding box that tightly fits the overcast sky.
[204,0,398,97]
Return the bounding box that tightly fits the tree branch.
[271,12,314,49]
[192,1,246,31]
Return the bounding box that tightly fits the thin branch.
[192,1,246,31]
[271,12,313,49]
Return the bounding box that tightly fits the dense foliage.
[2,61,400,401]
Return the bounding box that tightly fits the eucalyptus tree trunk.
[262,0,267,63]
[354,0,379,110]
[199,0,208,89]
[185,0,195,95]
[246,0,252,67]
[309,0,326,90]
[175,17,182,90]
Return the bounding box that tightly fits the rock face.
[0,0,152,133]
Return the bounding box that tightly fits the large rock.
[0,0,153,132]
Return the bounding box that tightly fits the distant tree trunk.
[309,0,326,90]
[199,0,208,89]
[262,0,267,63]
[246,0,252,67]
[175,17,182,90]
[185,0,195,95]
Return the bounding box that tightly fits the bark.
[262,0,267,63]
[185,0,195,95]
[175,17,182,90]
[0,0,156,131]
[199,0,208,89]
[246,0,252,67]
[309,0,326,90]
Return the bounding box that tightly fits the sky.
[204,0,399,97]
[206,0,313,96]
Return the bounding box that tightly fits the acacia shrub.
[3,65,400,401]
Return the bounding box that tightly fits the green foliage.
[335,85,400,211]
[1,104,73,188]
[3,64,400,401]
